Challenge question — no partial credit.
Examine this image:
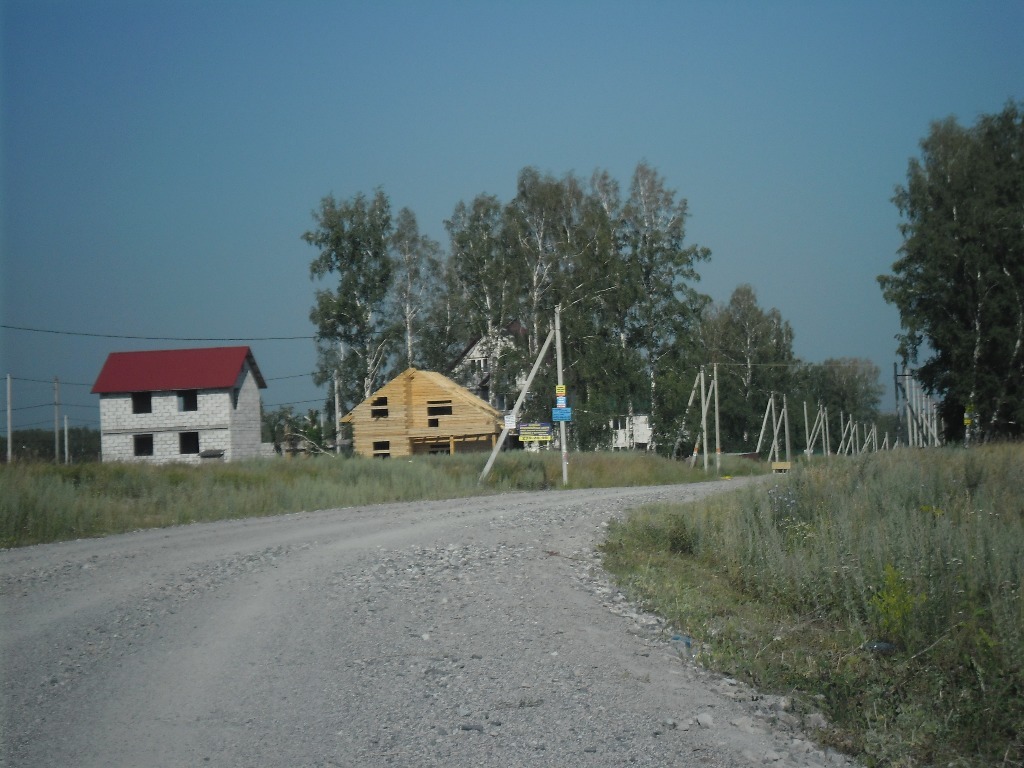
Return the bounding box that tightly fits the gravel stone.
[1,481,863,768]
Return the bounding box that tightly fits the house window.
[371,396,388,419]
[133,434,154,456]
[179,432,200,454]
[132,392,152,414]
[428,418,439,428]
[372,440,390,459]
[427,401,452,417]
[178,390,198,412]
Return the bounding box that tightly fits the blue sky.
[2,0,1021,432]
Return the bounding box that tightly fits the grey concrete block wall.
[98,366,266,464]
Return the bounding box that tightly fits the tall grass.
[0,450,760,548]
[601,444,1024,766]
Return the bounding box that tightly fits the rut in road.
[1,481,858,768]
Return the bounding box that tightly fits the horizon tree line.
[302,161,886,454]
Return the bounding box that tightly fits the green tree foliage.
[620,163,711,432]
[697,284,795,449]
[445,193,525,408]
[1,427,100,463]
[879,101,1024,441]
[304,163,711,448]
[800,357,884,425]
[391,207,441,370]
[304,190,395,409]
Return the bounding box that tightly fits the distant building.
[610,414,653,451]
[92,346,268,463]
[450,320,527,410]
[341,368,501,458]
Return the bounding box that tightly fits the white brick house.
[92,346,268,464]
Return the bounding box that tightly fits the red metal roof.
[92,346,267,394]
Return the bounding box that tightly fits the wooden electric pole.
[555,304,568,486]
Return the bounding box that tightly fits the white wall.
[99,368,264,463]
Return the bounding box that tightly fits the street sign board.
[556,396,567,408]
[552,407,572,422]
[555,385,566,396]
[518,422,553,442]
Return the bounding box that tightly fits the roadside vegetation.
[0,451,761,548]
[601,444,1023,767]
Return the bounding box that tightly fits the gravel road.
[1,480,859,768]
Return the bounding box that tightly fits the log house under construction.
[341,368,502,458]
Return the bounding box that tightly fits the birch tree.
[445,194,523,407]
[505,167,566,356]
[304,190,394,408]
[698,284,794,447]
[879,101,1024,440]
[620,162,711,438]
[391,207,440,370]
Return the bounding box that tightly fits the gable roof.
[92,346,266,394]
[341,368,500,423]
[450,319,528,371]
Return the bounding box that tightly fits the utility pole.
[713,363,721,474]
[555,305,568,486]
[479,329,555,484]
[64,415,70,464]
[53,377,60,464]
[334,371,341,454]
[6,374,11,463]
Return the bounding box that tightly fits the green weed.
[601,445,1024,767]
[0,450,761,547]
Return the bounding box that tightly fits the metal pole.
[64,415,70,464]
[555,305,568,486]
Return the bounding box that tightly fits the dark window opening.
[428,418,439,428]
[371,396,388,419]
[427,400,452,417]
[131,392,152,414]
[179,432,200,454]
[178,390,198,412]
[133,434,154,456]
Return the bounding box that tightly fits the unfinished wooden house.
[341,368,502,458]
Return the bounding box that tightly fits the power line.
[1,324,315,341]
[11,376,93,387]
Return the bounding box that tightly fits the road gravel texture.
[2,480,861,768]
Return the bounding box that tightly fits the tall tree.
[505,167,568,356]
[804,358,883,426]
[416,256,466,374]
[879,101,1024,440]
[304,190,394,408]
[390,207,440,370]
[445,194,523,407]
[620,162,711,438]
[697,284,795,448]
